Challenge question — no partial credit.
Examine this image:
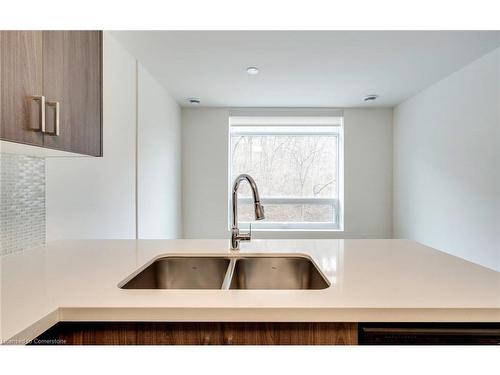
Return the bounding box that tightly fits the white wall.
[137,64,182,238]
[344,109,393,238]
[393,47,500,271]
[182,107,393,239]
[46,33,137,240]
[46,33,182,240]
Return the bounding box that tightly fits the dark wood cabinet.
[32,321,500,345]
[0,31,44,146]
[31,322,358,345]
[0,30,102,156]
[221,322,357,345]
[42,31,102,156]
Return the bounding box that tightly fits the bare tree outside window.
[229,120,342,229]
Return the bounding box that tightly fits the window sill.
[227,228,345,239]
[228,227,343,232]
[250,228,344,233]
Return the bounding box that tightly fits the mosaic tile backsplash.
[0,153,46,255]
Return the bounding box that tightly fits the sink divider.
[221,258,237,290]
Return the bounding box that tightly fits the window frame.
[228,115,344,232]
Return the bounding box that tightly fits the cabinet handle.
[45,101,60,136]
[29,95,46,133]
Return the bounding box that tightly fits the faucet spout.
[231,174,265,250]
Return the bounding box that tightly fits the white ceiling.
[112,31,500,108]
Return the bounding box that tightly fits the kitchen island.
[1,239,499,344]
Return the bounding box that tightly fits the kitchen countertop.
[1,239,499,343]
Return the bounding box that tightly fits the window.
[229,115,343,230]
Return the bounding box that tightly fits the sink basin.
[120,257,230,289]
[119,254,329,290]
[229,256,329,290]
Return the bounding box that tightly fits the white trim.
[134,60,139,240]
[240,222,340,230]
[237,197,337,205]
[230,116,343,126]
[230,129,340,136]
[236,198,340,230]
[337,116,345,231]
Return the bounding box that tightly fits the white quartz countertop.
[1,239,499,343]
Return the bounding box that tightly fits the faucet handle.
[237,224,251,242]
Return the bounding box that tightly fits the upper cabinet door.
[0,31,44,146]
[42,31,102,156]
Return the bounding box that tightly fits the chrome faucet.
[231,174,265,250]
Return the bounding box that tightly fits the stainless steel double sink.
[119,255,330,290]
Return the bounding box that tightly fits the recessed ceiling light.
[246,67,259,75]
[187,98,201,105]
[364,94,379,102]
